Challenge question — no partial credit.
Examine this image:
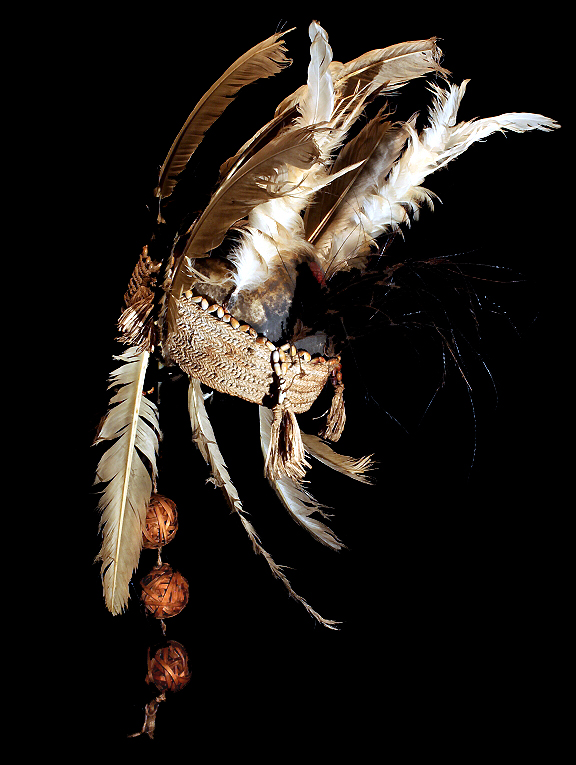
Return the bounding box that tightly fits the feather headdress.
[94,21,559,627]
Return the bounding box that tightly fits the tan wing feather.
[94,348,160,614]
[157,31,292,199]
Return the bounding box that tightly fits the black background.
[55,6,567,754]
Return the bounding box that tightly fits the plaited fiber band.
[165,292,334,413]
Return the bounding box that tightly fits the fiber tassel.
[264,401,310,482]
[320,380,346,442]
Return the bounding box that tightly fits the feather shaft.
[189,381,337,627]
[157,31,292,199]
[94,348,160,614]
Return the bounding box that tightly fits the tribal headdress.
[92,21,558,737]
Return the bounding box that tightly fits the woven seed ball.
[146,640,192,693]
[142,494,178,549]
[140,563,189,619]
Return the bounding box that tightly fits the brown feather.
[217,103,298,182]
[156,31,292,199]
[305,114,409,268]
[333,38,447,99]
[165,126,321,322]
[183,125,320,258]
[305,109,395,243]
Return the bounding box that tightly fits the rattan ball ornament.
[140,563,189,618]
[146,640,192,693]
[142,494,178,549]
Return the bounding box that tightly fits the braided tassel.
[265,399,310,482]
[264,349,311,481]
[320,364,346,442]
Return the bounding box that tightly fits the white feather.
[321,80,559,275]
[228,22,337,300]
[228,227,280,294]
[421,80,559,163]
[190,381,338,628]
[94,348,160,615]
[297,21,335,129]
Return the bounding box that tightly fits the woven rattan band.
[165,293,333,413]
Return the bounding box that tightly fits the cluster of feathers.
[94,22,558,626]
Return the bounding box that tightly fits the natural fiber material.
[140,564,189,619]
[264,401,311,481]
[118,245,161,351]
[142,494,178,549]
[165,292,334,413]
[129,641,192,738]
[146,641,192,693]
[319,379,346,442]
[128,693,166,739]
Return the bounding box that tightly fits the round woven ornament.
[142,494,178,549]
[140,563,189,618]
[146,640,192,693]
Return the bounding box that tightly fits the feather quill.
[188,378,245,516]
[156,31,292,200]
[94,348,160,614]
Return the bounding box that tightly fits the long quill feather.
[156,31,292,200]
[189,380,337,627]
[332,38,446,99]
[94,348,160,614]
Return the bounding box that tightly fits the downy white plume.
[189,378,338,627]
[318,79,559,276]
[94,348,160,615]
[421,79,560,163]
[228,226,284,295]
